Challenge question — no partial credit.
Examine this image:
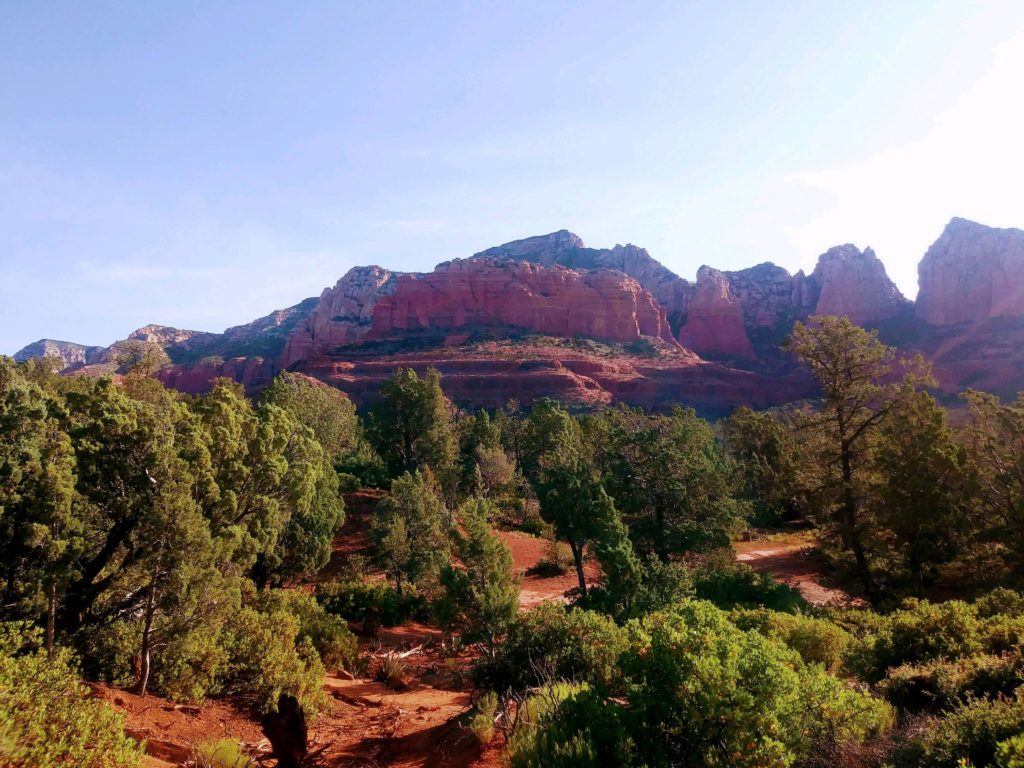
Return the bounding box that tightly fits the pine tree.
[439,497,520,656]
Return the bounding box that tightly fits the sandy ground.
[734,535,865,607]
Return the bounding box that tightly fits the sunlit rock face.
[917,217,1024,326]
[367,258,677,344]
[677,266,756,360]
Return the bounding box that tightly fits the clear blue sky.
[3,1,1023,353]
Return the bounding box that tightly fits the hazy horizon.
[4,1,1024,353]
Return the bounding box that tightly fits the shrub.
[528,538,573,577]
[191,738,255,768]
[336,472,362,493]
[220,607,327,716]
[505,683,594,768]
[997,733,1024,768]
[506,602,892,768]
[0,623,143,768]
[906,694,1024,768]
[471,603,627,694]
[880,653,1024,713]
[257,590,360,674]
[468,691,498,745]
[976,589,1024,619]
[692,558,807,613]
[375,652,407,689]
[731,608,852,672]
[317,578,429,626]
[867,599,984,681]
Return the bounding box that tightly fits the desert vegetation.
[5,315,1024,766]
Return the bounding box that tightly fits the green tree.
[261,372,360,461]
[723,406,802,526]
[874,392,978,594]
[0,358,80,653]
[367,368,458,490]
[438,498,520,656]
[785,315,932,598]
[961,390,1024,572]
[191,379,343,585]
[372,470,449,595]
[597,405,742,559]
[536,459,625,598]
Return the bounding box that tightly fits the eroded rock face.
[13,339,105,369]
[281,266,399,366]
[474,231,691,317]
[810,245,908,326]
[127,324,212,346]
[367,258,677,344]
[677,267,756,360]
[723,263,801,331]
[917,218,1024,326]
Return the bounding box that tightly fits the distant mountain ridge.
[14,217,1024,413]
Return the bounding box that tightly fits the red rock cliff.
[917,217,1024,325]
[368,258,677,344]
[810,244,908,326]
[677,267,756,360]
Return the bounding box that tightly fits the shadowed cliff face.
[14,217,1024,411]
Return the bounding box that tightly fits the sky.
[3,1,1024,353]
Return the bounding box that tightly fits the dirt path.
[734,538,864,607]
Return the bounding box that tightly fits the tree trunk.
[840,444,875,600]
[134,581,157,697]
[570,541,587,596]
[46,581,57,657]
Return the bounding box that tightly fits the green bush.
[257,589,360,674]
[507,602,891,768]
[997,732,1024,768]
[867,599,984,680]
[316,577,429,626]
[472,602,627,694]
[0,623,143,768]
[692,558,807,613]
[336,472,362,493]
[731,608,852,672]
[505,683,595,768]
[880,653,1024,713]
[191,738,255,768]
[906,694,1024,768]
[220,607,327,716]
[976,589,1024,619]
[468,691,498,745]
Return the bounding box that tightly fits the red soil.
[734,539,865,607]
[497,530,599,608]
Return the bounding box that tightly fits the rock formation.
[810,244,909,326]
[473,231,691,317]
[13,339,105,369]
[14,216,1024,413]
[367,258,677,344]
[282,266,398,366]
[917,217,1024,325]
[677,267,756,360]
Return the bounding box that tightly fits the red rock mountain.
[14,217,1024,412]
[917,217,1024,325]
[677,267,756,360]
